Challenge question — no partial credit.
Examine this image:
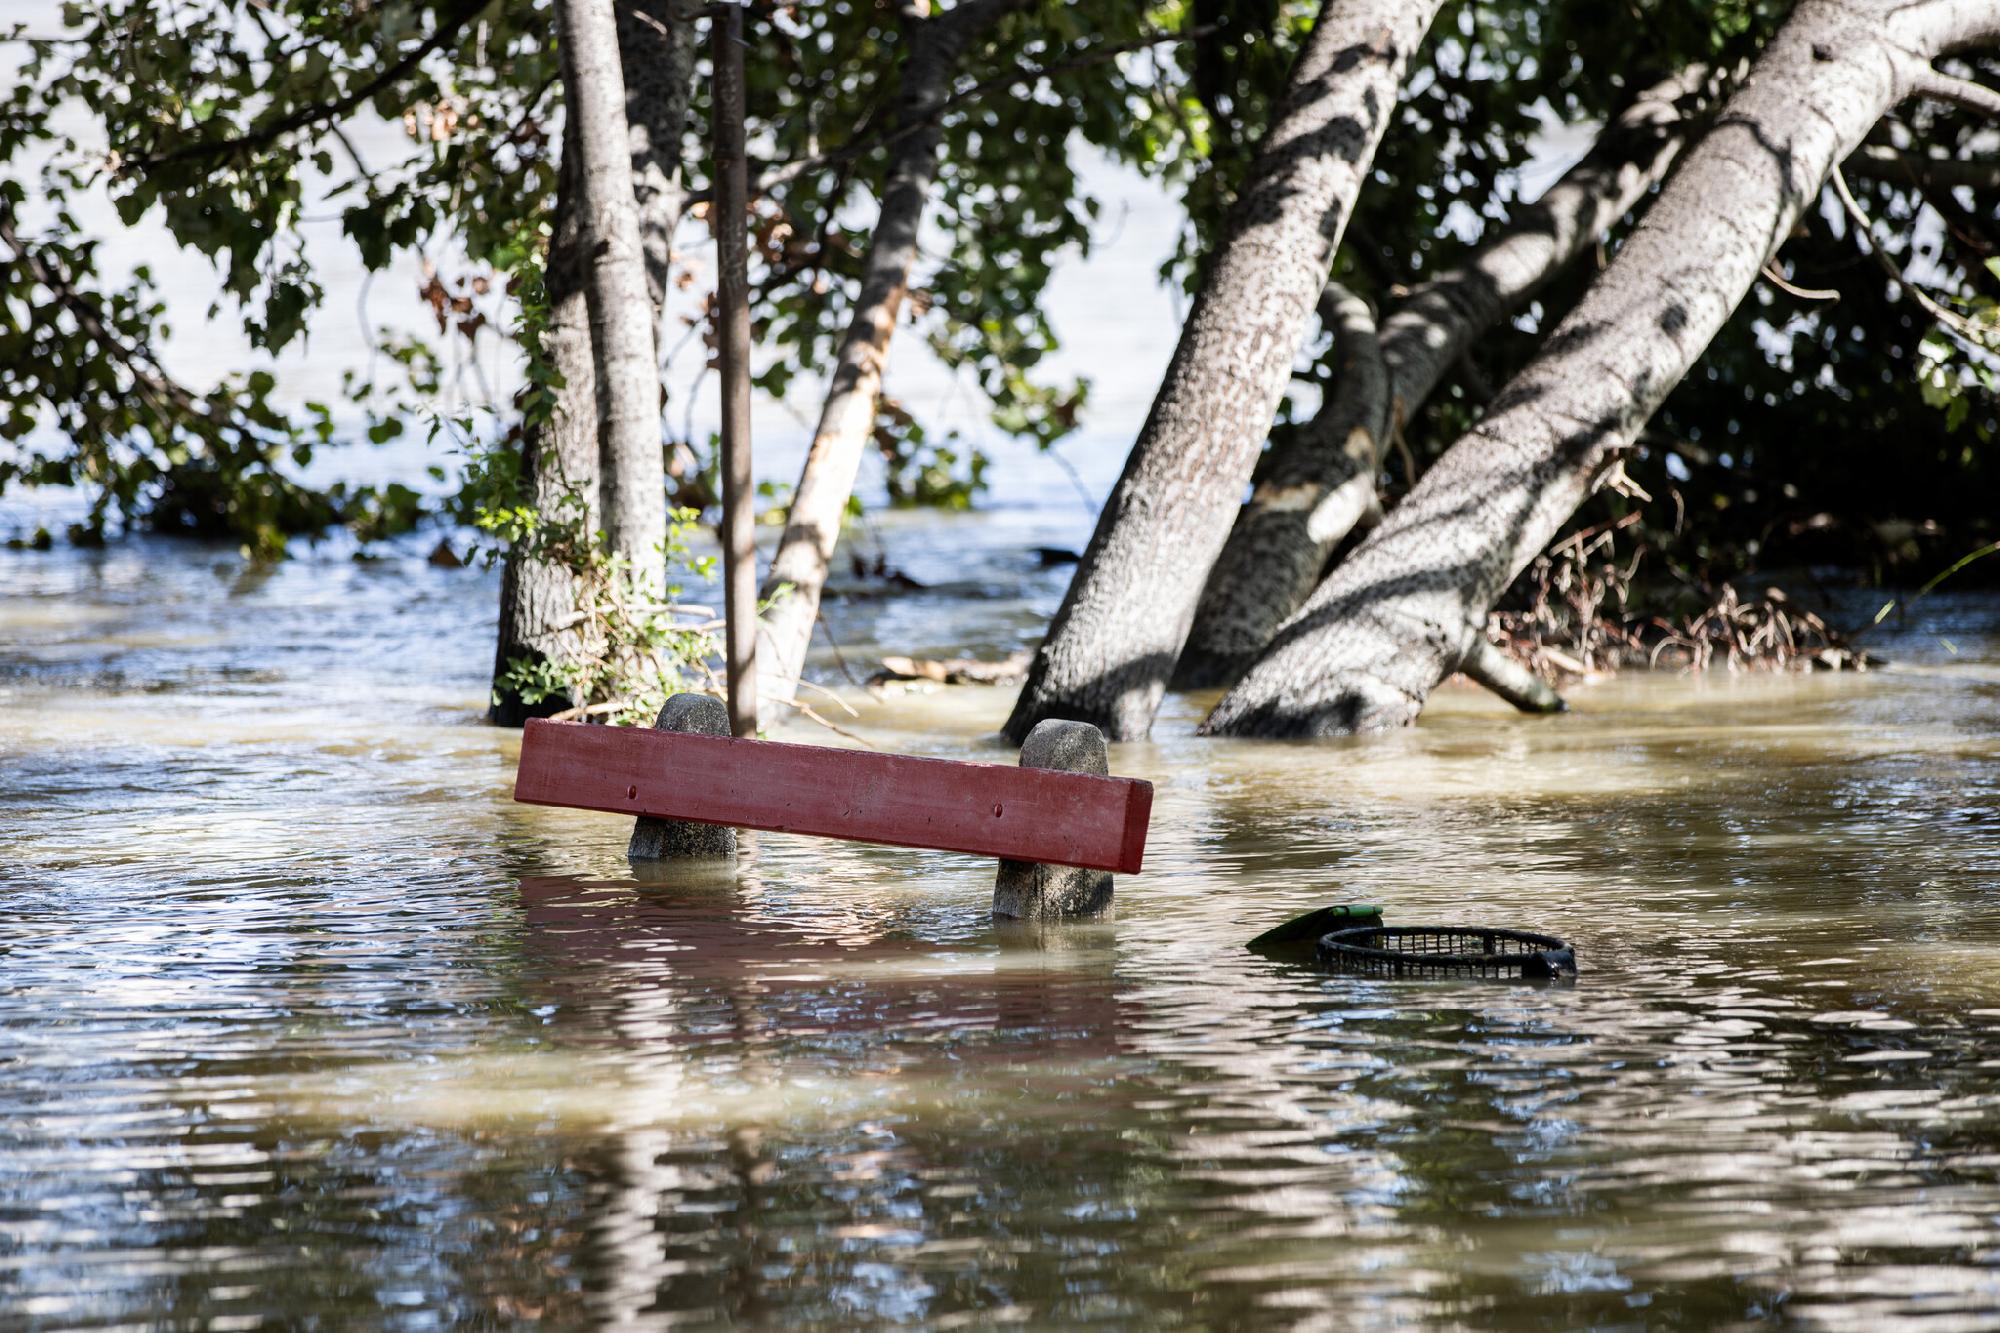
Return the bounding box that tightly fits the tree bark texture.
[1172,283,1387,690]
[490,132,605,726]
[617,0,697,321]
[1459,638,1566,714]
[1176,68,1708,689]
[1002,0,1445,744]
[757,0,1026,708]
[493,0,692,724]
[1204,0,2000,738]
[555,0,665,582]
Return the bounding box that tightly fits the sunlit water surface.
[3,508,1999,1329]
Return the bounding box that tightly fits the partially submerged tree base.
[1005,0,1447,744]
[1205,0,1997,739]
[1177,65,1717,691]
[1460,639,1566,714]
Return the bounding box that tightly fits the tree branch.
[1830,164,1998,348]
[1907,66,2000,119]
[0,210,201,419]
[1842,142,2000,192]
[127,0,489,172]
[1760,260,1839,301]
[1460,638,1567,714]
[692,22,1216,203]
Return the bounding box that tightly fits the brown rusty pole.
[712,0,757,738]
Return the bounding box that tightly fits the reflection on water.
[2,519,1999,1327]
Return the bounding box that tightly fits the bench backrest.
[514,718,1153,873]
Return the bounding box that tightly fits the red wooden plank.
[513,719,1152,873]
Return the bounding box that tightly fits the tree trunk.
[555,0,664,581]
[757,0,1026,708]
[490,124,608,727]
[1001,0,1444,744]
[1175,68,1709,689]
[1204,0,2000,738]
[1172,282,1387,690]
[492,0,692,725]
[619,0,699,320]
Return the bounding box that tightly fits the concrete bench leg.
[993,719,1114,920]
[628,694,737,861]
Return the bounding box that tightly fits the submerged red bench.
[513,716,1152,874]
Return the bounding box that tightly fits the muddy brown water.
[3,514,1999,1328]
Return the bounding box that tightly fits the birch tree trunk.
[492,0,692,724]
[1176,67,1710,689]
[1001,0,1444,744]
[756,0,1027,708]
[555,0,664,582]
[1205,0,2000,738]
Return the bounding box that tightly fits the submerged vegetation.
[1486,515,1880,683]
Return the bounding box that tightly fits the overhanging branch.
[126,0,489,172]
[691,22,1217,203]
[1830,164,1998,348]
[0,208,213,432]
[1843,142,2000,192]
[1907,65,2000,119]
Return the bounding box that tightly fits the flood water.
[3,500,1999,1328]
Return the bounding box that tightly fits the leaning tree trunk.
[554,0,664,581]
[1001,0,1445,744]
[1171,281,1388,691]
[1175,67,1711,689]
[757,0,1026,708]
[492,0,692,724]
[1204,0,2000,737]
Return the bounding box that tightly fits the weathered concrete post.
[992,719,1114,920]
[628,693,737,861]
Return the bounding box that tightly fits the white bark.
[1206,0,2000,738]
[1003,0,1446,743]
[555,0,664,583]
[757,0,1027,708]
[1177,67,1711,689]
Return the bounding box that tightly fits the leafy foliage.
[449,209,722,727]
[1,0,1994,588]
[485,493,722,727]
[0,0,546,549]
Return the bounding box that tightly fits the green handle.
[1247,903,1385,953]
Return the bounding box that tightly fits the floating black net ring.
[1315,925,1578,980]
